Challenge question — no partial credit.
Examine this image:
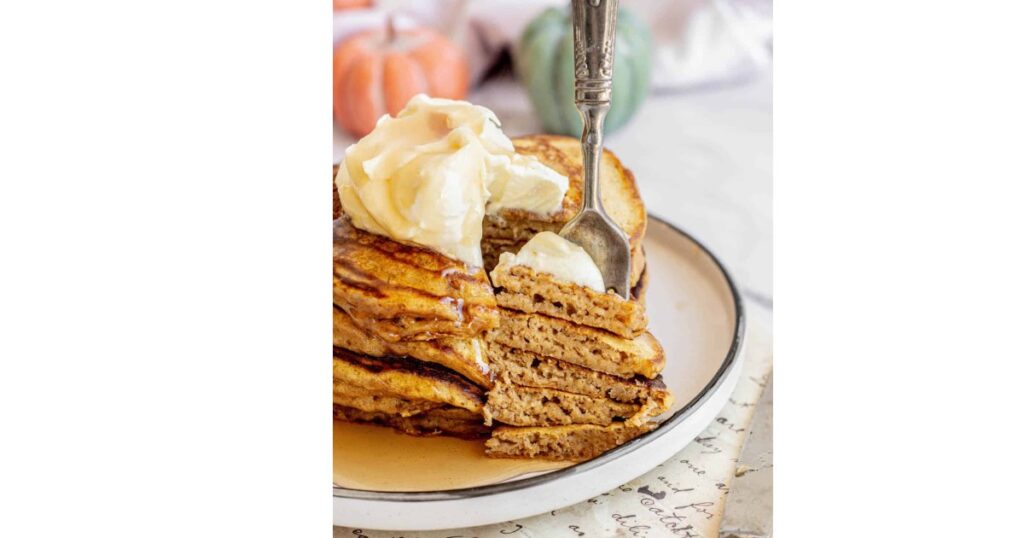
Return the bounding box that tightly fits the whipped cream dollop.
[493,232,605,292]
[335,95,569,266]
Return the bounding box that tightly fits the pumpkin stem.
[385,15,396,43]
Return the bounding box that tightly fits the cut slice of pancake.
[483,135,647,252]
[485,309,665,379]
[332,383,442,417]
[483,237,646,289]
[491,264,647,338]
[485,422,655,461]
[334,217,498,342]
[488,343,672,411]
[333,306,493,388]
[334,404,490,439]
[484,381,642,427]
[333,346,486,414]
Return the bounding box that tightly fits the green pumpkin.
[516,7,652,137]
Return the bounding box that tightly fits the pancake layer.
[333,306,493,388]
[491,264,647,338]
[334,405,490,439]
[485,422,655,461]
[333,347,486,414]
[485,309,665,380]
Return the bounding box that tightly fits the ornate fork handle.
[573,0,617,103]
[571,0,618,210]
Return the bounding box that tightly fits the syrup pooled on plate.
[333,421,572,492]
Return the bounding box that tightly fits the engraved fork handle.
[572,0,618,212]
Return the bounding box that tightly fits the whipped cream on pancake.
[493,232,605,292]
[335,95,568,266]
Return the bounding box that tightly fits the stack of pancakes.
[332,218,498,439]
[333,134,673,461]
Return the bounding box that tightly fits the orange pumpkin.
[333,0,372,10]
[333,21,469,137]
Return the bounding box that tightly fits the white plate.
[334,216,746,530]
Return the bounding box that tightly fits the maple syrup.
[333,421,572,492]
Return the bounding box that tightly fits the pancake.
[333,306,493,388]
[332,383,442,417]
[487,343,671,410]
[334,405,490,439]
[485,309,665,379]
[333,217,499,342]
[485,422,655,461]
[484,381,643,427]
[490,263,647,339]
[333,347,486,414]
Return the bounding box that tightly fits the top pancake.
[333,134,648,253]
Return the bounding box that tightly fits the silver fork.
[559,0,632,299]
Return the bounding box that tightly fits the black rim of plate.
[333,214,746,502]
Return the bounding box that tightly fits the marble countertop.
[334,71,772,305]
